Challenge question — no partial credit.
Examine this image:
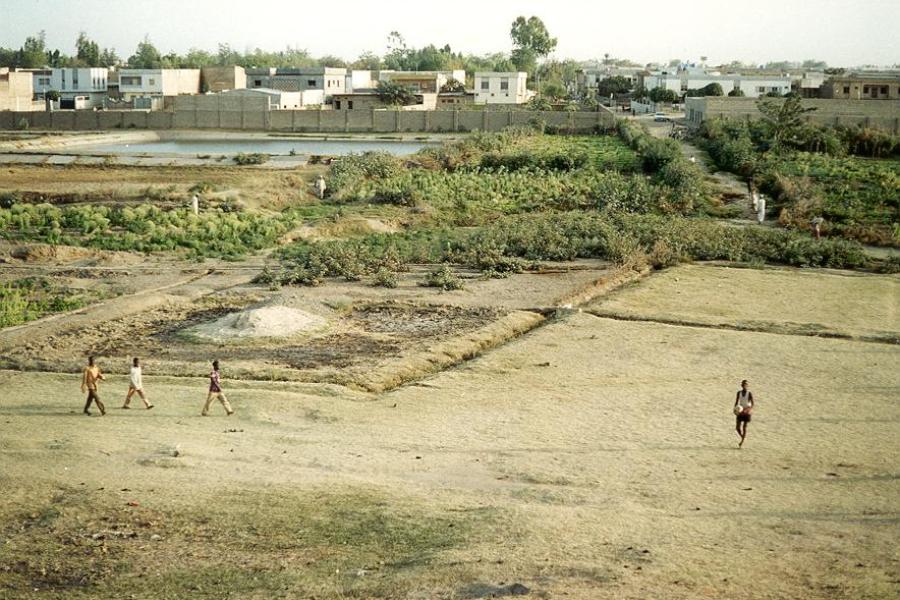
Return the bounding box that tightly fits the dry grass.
[589,264,900,341]
[0,164,327,211]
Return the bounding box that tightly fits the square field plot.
[589,264,900,341]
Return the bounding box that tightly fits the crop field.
[1,128,898,599]
[696,118,900,246]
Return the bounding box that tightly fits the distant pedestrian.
[81,356,106,416]
[810,216,824,240]
[314,175,327,199]
[733,379,754,448]
[191,194,199,215]
[756,194,766,224]
[202,360,233,416]
[122,357,153,410]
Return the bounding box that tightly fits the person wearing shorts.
[122,357,153,410]
[81,356,106,416]
[734,379,754,447]
[202,360,233,416]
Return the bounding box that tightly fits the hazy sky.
[2,0,898,66]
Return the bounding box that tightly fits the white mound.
[189,305,325,340]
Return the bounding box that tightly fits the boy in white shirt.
[123,357,153,410]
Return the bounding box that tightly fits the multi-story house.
[473,72,531,104]
[31,67,108,108]
[245,67,346,100]
[114,69,201,102]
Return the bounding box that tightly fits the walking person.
[122,357,153,410]
[734,379,754,448]
[314,175,327,199]
[202,360,233,416]
[81,356,106,416]
[810,216,823,240]
[756,194,766,224]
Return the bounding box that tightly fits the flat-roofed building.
[0,68,36,111]
[245,67,346,99]
[30,68,109,108]
[474,72,530,104]
[820,72,900,100]
[117,69,201,101]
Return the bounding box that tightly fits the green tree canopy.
[757,95,817,149]
[75,32,100,66]
[597,76,633,97]
[127,36,163,68]
[510,16,557,78]
[376,80,417,106]
[648,87,678,103]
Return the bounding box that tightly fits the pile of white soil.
[188,305,325,340]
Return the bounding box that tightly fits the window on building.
[149,78,156,86]
[348,100,354,109]
[757,86,765,93]
[121,76,141,86]
[881,86,888,94]
[38,77,50,86]
[254,79,262,86]
[335,100,341,109]
[72,71,78,86]
[500,79,509,91]
[480,80,489,90]
[863,86,870,93]
[843,86,850,94]
[308,79,317,87]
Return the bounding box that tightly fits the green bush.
[372,267,400,288]
[421,264,464,291]
[233,153,269,165]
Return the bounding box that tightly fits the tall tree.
[99,47,119,67]
[510,16,557,81]
[18,31,48,68]
[75,32,100,66]
[757,95,816,149]
[127,36,163,68]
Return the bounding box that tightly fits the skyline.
[2,0,899,67]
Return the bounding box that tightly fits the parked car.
[654,112,668,122]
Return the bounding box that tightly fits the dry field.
[1,260,898,599]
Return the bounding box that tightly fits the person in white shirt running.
[122,357,153,410]
[734,379,754,447]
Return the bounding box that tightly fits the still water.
[83,138,438,156]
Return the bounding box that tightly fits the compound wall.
[0,107,615,134]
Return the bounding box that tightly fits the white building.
[220,88,325,109]
[116,69,200,101]
[31,68,108,108]
[474,72,531,104]
[641,70,793,98]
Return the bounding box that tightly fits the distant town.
[1,27,898,134]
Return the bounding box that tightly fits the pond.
[80,138,438,156]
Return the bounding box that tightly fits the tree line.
[0,17,559,76]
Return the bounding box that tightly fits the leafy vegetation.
[266,210,870,287]
[0,203,297,259]
[0,278,96,328]
[233,152,269,165]
[697,117,900,246]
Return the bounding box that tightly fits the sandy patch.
[185,304,326,341]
